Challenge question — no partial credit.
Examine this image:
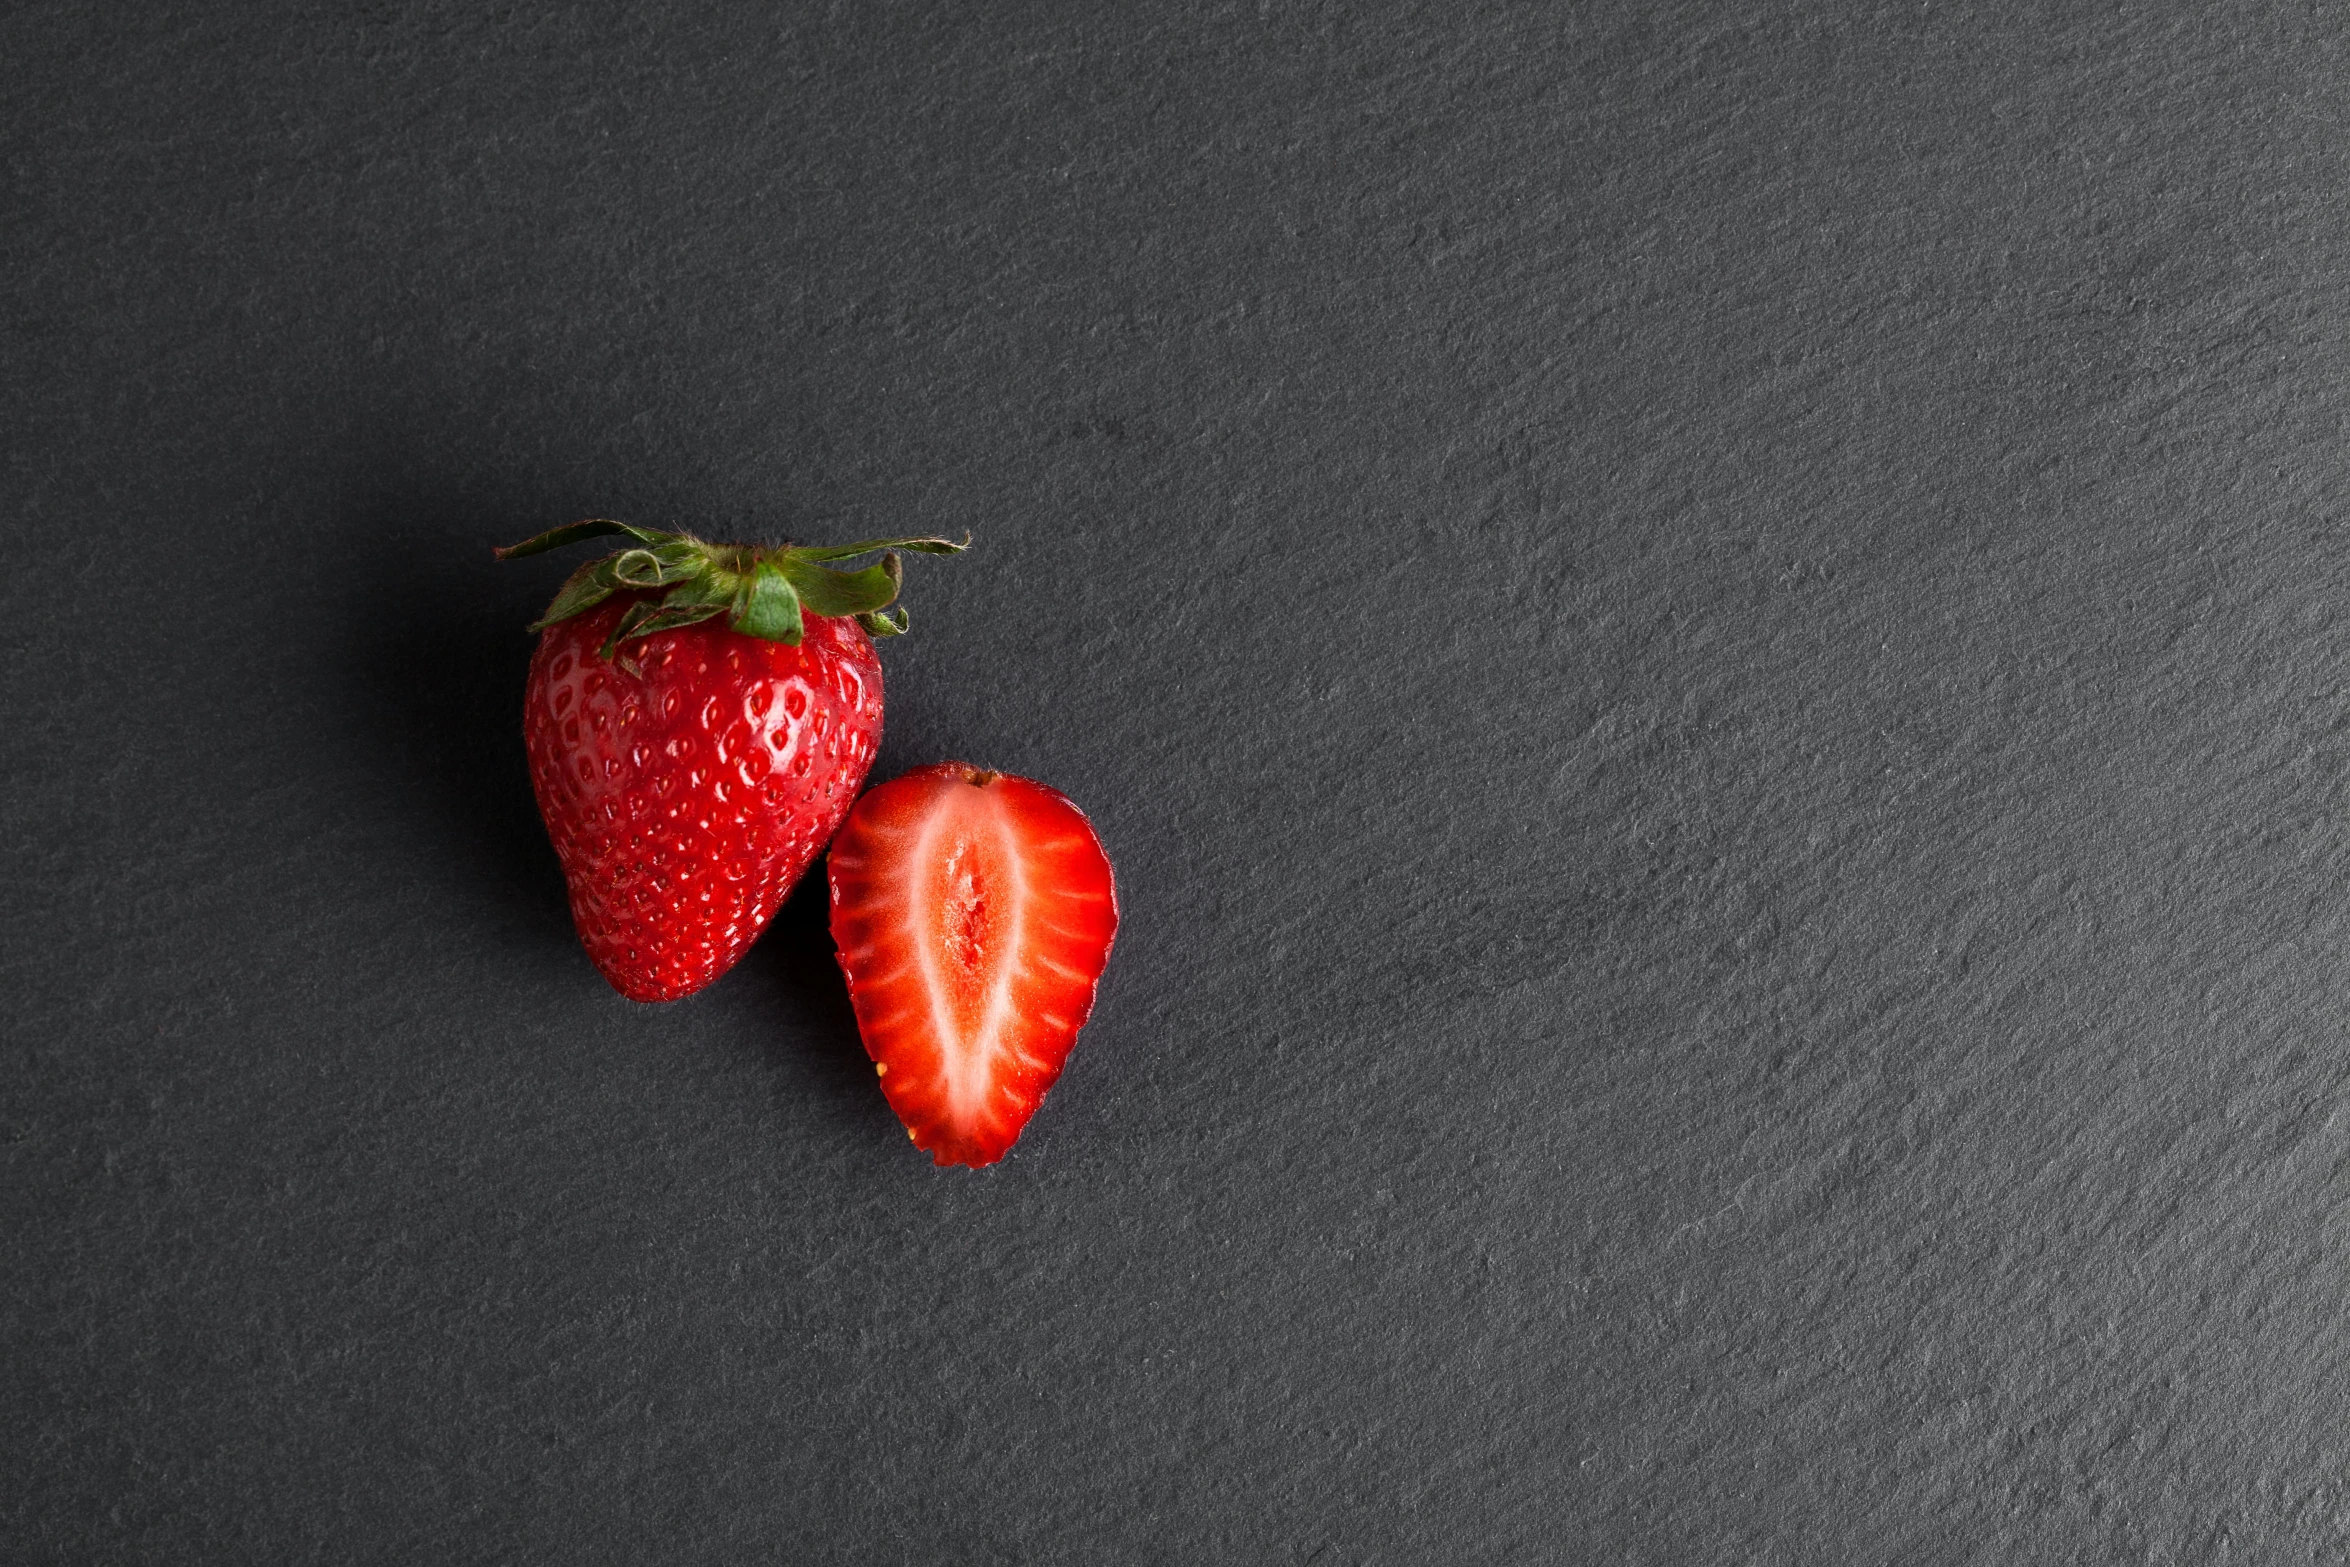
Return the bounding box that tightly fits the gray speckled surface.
[11,2,2350,1560]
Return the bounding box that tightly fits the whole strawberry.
[495,519,965,1002]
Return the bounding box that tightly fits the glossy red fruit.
[523,599,881,1001]
[497,518,966,1002]
[828,763,1119,1167]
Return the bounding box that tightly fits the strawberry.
[495,519,965,1002]
[827,763,1119,1167]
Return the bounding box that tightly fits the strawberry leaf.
[858,607,910,637]
[790,532,970,563]
[610,542,704,589]
[781,550,902,617]
[730,560,805,644]
[597,597,727,660]
[529,557,623,629]
[628,602,729,637]
[493,518,674,561]
[660,569,742,610]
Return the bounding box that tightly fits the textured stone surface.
[10,2,2350,1560]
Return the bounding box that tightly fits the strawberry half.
[828,764,1119,1167]
[497,519,965,1001]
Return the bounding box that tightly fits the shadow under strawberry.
[340,535,572,936]
[726,874,903,1134]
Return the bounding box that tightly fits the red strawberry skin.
[827,764,1119,1167]
[524,595,883,1002]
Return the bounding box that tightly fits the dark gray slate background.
[10,2,2350,1561]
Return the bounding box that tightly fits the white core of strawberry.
[907,785,1033,1128]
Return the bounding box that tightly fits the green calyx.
[493,519,969,660]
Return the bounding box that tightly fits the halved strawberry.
[827,763,1119,1167]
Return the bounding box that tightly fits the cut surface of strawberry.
[828,763,1119,1167]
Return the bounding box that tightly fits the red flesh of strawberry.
[524,596,883,1002]
[828,764,1119,1167]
